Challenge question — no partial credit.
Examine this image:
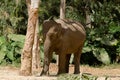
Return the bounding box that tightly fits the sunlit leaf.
[7,50,14,61]
[0,50,6,63]
[93,48,110,64]
[7,34,25,43]
[82,46,92,53]
[0,36,6,45]
[101,37,118,46]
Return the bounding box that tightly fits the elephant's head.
[42,20,63,45]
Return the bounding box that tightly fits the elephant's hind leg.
[74,46,83,74]
[58,53,67,74]
[65,54,71,73]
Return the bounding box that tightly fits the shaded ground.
[0,63,120,80]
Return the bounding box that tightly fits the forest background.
[0,0,120,67]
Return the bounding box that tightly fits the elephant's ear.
[57,23,65,37]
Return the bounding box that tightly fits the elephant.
[40,19,86,76]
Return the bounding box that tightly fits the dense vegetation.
[0,0,120,66]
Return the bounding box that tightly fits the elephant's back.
[55,19,86,53]
[55,19,86,40]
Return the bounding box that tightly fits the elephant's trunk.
[41,38,52,76]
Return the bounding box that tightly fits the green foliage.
[40,43,44,64]
[0,36,8,63]
[93,48,110,64]
[0,34,25,66]
[39,0,60,22]
[66,6,84,22]
[0,0,27,35]
[0,46,7,63]
[7,34,25,43]
[58,74,98,80]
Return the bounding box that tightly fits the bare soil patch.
[0,63,120,80]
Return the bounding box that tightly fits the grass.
[57,73,98,80]
[81,63,120,69]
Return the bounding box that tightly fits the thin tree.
[60,0,66,19]
[85,0,91,28]
[26,0,40,75]
[32,18,40,74]
[20,0,40,76]
[56,0,66,65]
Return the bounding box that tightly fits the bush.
[0,34,25,66]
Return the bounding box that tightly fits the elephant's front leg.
[58,53,67,74]
[41,52,52,76]
[40,39,52,76]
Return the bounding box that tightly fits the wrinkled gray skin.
[40,19,86,76]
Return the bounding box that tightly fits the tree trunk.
[60,0,66,19]
[56,0,66,66]
[85,8,91,28]
[26,0,31,15]
[32,19,40,74]
[20,0,40,76]
[25,0,40,74]
[85,0,91,28]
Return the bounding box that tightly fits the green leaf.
[15,47,22,54]
[109,23,120,33]
[12,59,21,67]
[93,48,110,64]
[0,45,7,51]
[99,48,110,64]
[0,50,6,63]
[0,36,6,45]
[7,50,14,61]
[82,46,92,53]
[40,45,44,63]
[58,74,97,80]
[101,37,118,46]
[101,37,111,46]
[7,34,25,43]
[11,42,24,48]
[110,39,118,46]
[117,47,120,52]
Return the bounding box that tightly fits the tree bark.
[85,0,91,28]
[32,19,40,74]
[60,0,66,19]
[25,0,40,74]
[20,0,39,76]
[26,0,31,15]
[85,9,91,28]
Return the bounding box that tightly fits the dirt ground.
[0,63,120,80]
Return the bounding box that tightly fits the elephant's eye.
[49,33,56,40]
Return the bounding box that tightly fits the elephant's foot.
[40,70,45,76]
[57,70,67,75]
[74,71,80,74]
[40,70,49,76]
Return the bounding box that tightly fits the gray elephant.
[40,19,86,76]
